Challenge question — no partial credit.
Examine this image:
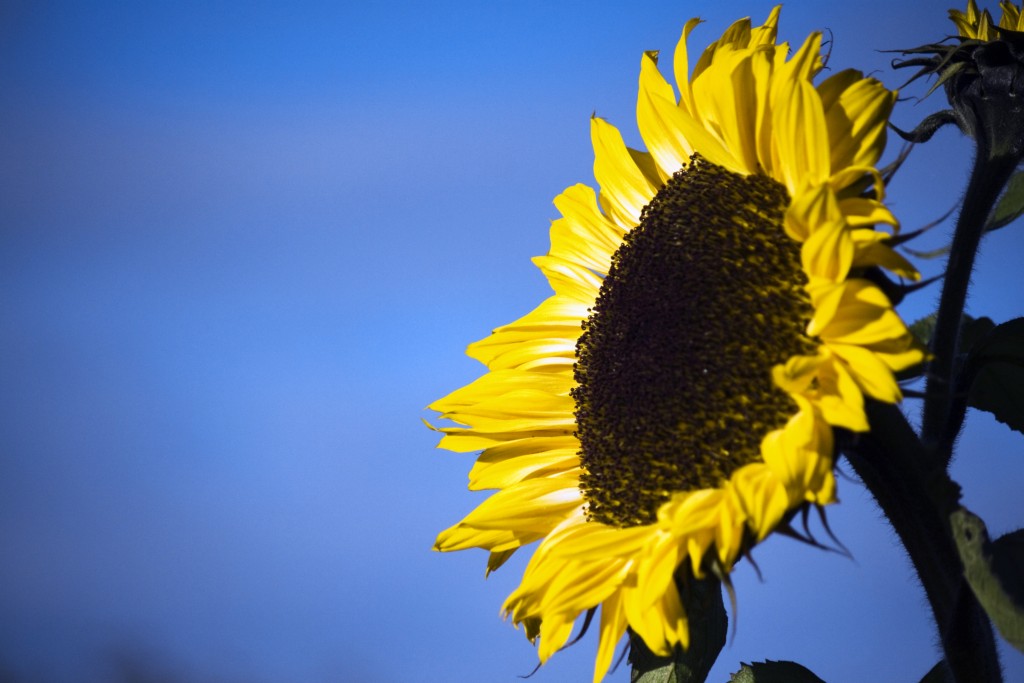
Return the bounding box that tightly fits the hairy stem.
[844,401,1002,683]
[921,149,1018,460]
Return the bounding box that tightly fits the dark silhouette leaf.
[729,660,827,683]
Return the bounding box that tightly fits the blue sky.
[2,1,1023,681]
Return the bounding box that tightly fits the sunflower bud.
[947,26,1024,160]
[895,0,1024,162]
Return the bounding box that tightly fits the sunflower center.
[573,155,817,528]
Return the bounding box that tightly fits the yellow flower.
[429,7,924,681]
[950,0,1024,40]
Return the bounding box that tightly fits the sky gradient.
[2,1,1023,682]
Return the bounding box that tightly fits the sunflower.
[429,7,924,681]
[950,0,1024,40]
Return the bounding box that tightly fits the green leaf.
[630,659,678,683]
[728,660,827,683]
[968,363,1024,432]
[910,313,937,347]
[951,509,1024,653]
[964,318,1024,434]
[986,170,1024,232]
[960,316,997,352]
[908,313,992,350]
[992,530,1024,609]
[965,317,1024,357]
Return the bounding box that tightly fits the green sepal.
[963,317,1024,434]
[891,109,958,144]
[951,508,1024,653]
[728,660,827,683]
[986,170,1024,232]
[923,60,968,99]
[903,243,952,260]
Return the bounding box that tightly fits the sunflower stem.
[843,401,1002,683]
[629,572,727,683]
[920,146,1019,462]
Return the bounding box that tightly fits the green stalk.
[844,401,1002,683]
[921,148,1019,461]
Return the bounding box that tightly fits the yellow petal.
[838,197,898,229]
[435,524,537,553]
[730,462,790,540]
[828,342,903,403]
[540,557,630,616]
[487,549,516,576]
[637,51,737,177]
[690,47,760,174]
[772,77,830,194]
[532,255,604,301]
[546,521,654,561]
[750,6,782,47]
[815,353,870,432]
[538,611,576,663]
[813,279,912,347]
[469,447,580,491]
[759,399,836,506]
[591,117,659,227]
[798,186,854,282]
[849,233,920,281]
[550,183,626,273]
[593,590,628,683]
[819,72,895,171]
[772,352,824,394]
[451,475,582,532]
[635,532,681,609]
[672,18,704,117]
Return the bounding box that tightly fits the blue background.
[2,1,1023,681]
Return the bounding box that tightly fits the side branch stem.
[844,401,1001,683]
[921,149,1018,460]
